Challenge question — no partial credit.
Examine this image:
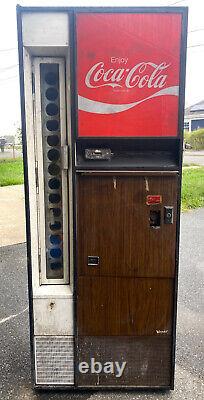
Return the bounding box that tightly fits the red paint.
[146,195,162,205]
[76,13,182,137]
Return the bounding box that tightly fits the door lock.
[164,206,174,224]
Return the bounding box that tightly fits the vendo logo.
[85,61,170,90]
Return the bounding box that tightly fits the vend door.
[74,10,187,389]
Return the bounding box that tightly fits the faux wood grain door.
[76,172,178,337]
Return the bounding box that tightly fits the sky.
[0,0,204,136]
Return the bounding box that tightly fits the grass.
[184,129,204,150]
[182,166,204,211]
[0,157,24,186]
[0,158,203,212]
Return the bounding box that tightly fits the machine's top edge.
[16,4,188,14]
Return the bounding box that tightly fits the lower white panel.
[33,296,73,336]
[35,336,74,385]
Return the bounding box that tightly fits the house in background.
[184,100,204,132]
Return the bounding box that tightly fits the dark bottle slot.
[48,163,60,175]
[48,148,60,161]
[46,103,59,116]
[50,262,62,270]
[45,71,57,85]
[49,193,61,204]
[46,120,59,131]
[48,178,61,190]
[50,221,62,231]
[47,135,60,146]
[50,208,61,217]
[46,87,58,101]
[50,248,62,258]
[50,234,61,245]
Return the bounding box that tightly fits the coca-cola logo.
[85,61,170,90]
[79,58,178,115]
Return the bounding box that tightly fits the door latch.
[164,206,174,224]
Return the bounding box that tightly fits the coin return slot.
[149,210,161,228]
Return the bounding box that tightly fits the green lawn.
[0,158,24,186]
[182,166,204,211]
[0,158,204,212]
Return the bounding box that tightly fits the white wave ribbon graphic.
[78,86,179,115]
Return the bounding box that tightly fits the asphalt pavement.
[0,209,203,400]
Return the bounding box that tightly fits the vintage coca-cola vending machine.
[17,6,188,390]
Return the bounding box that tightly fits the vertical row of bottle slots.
[40,63,63,279]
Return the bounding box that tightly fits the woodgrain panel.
[77,276,173,336]
[77,175,178,278]
[76,336,172,387]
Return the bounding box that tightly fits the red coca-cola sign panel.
[76,13,182,137]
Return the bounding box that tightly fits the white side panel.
[34,297,73,336]
[22,12,69,47]
[21,15,74,349]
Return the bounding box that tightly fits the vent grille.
[35,336,74,385]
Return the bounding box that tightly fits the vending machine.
[17,5,188,390]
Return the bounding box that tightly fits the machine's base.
[33,335,174,389]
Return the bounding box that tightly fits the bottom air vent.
[35,336,74,385]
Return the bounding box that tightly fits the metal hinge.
[62,145,69,170]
